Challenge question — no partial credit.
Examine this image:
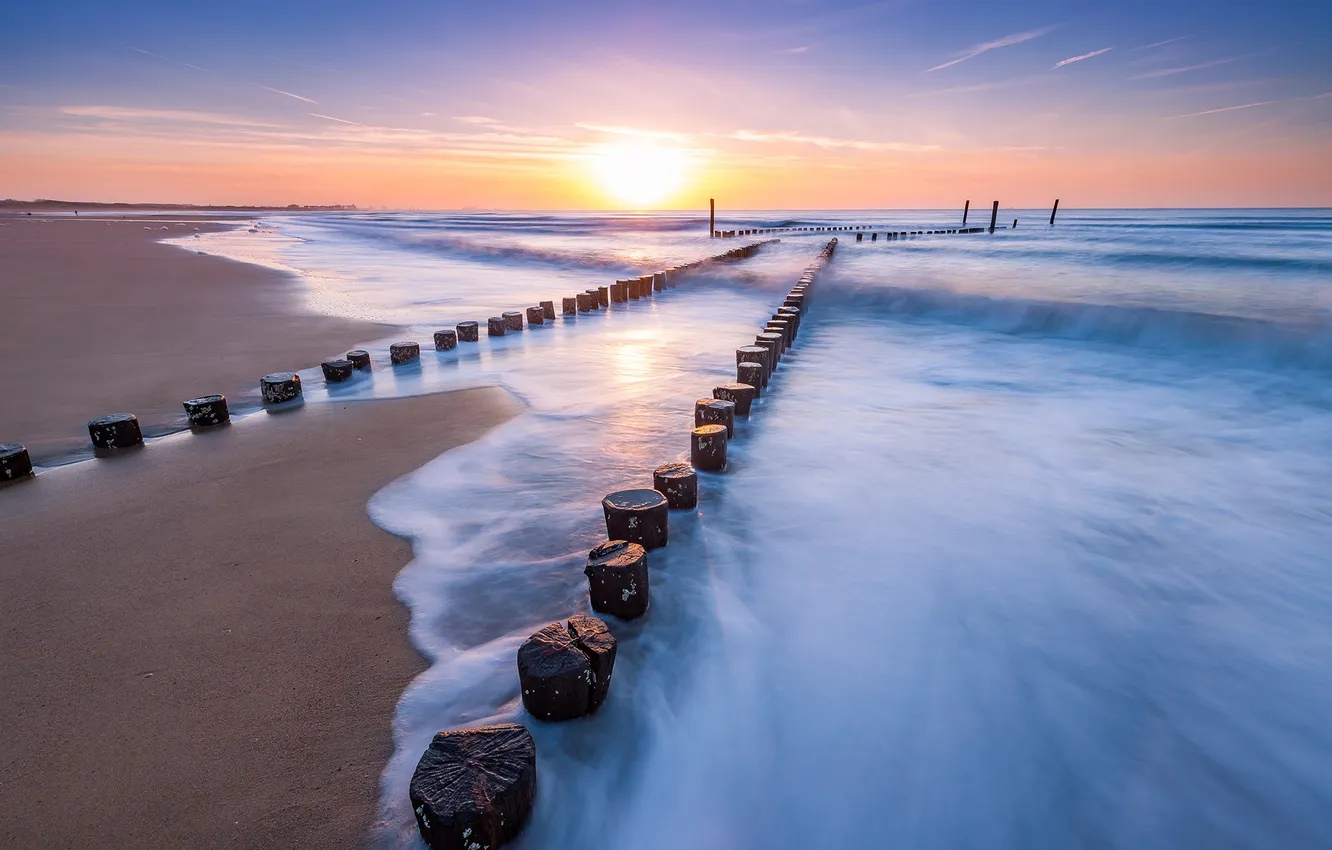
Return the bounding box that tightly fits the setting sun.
[588,143,689,208]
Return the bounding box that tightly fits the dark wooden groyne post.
[1050,199,1060,226]
[710,198,715,237]
[963,200,970,226]
[989,201,999,234]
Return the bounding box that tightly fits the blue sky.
[2,0,1329,207]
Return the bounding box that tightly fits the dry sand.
[0,216,394,461]
[0,216,524,848]
[0,390,524,849]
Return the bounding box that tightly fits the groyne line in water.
[400,239,839,850]
[0,240,780,486]
[714,224,991,238]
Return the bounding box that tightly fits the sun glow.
[589,143,689,207]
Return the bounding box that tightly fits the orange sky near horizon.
[3,135,1329,210]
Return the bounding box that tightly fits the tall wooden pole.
[1049,199,1060,226]
[709,198,715,237]
[962,200,970,226]
[988,201,999,234]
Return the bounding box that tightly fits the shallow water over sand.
[198,209,1332,849]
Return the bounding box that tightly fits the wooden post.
[989,201,999,234]
[710,198,715,237]
[1012,219,1017,230]
[963,200,970,226]
[1050,199,1060,226]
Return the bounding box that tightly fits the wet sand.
[0,389,524,849]
[0,215,395,461]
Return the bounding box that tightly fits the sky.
[1,0,1330,209]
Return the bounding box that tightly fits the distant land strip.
[0,199,357,211]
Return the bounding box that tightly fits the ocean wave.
[822,284,1332,371]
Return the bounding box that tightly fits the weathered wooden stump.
[540,300,556,320]
[773,311,798,342]
[653,272,665,292]
[487,317,506,337]
[568,614,617,708]
[321,360,354,382]
[639,275,654,297]
[737,363,765,396]
[584,290,601,310]
[576,292,593,312]
[611,281,628,303]
[585,540,650,619]
[502,311,524,332]
[183,394,230,426]
[1,443,34,481]
[525,306,544,326]
[597,286,610,307]
[777,305,801,334]
[260,372,302,404]
[767,319,794,349]
[434,330,458,351]
[695,397,736,438]
[517,615,618,720]
[713,383,756,417]
[756,332,782,366]
[737,345,771,386]
[346,349,372,370]
[691,424,728,472]
[653,461,698,509]
[562,296,578,315]
[457,321,480,342]
[391,341,421,365]
[602,488,669,550]
[88,413,143,448]
[409,723,536,850]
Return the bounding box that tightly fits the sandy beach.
[0,216,393,462]
[0,390,523,849]
[0,217,525,848]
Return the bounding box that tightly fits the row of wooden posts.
[712,198,1061,239]
[406,239,839,850]
[0,241,781,485]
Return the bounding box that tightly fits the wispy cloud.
[1133,36,1188,51]
[1132,56,1243,80]
[133,48,209,73]
[308,112,363,126]
[1167,90,1332,119]
[575,123,690,142]
[254,84,317,104]
[452,115,498,125]
[910,76,1038,97]
[779,45,810,55]
[59,105,278,127]
[925,26,1055,72]
[728,129,938,152]
[1052,47,1113,69]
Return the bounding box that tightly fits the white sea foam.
[202,210,1332,848]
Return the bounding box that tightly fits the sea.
[186,209,1332,850]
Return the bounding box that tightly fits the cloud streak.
[1167,90,1332,119]
[59,105,279,127]
[1132,56,1243,80]
[925,26,1055,72]
[1133,36,1188,51]
[728,129,938,152]
[255,84,317,104]
[1052,47,1113,69]
[308,112,363,126]
[133,48,209,73]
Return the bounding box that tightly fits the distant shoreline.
[0,199,356,212]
